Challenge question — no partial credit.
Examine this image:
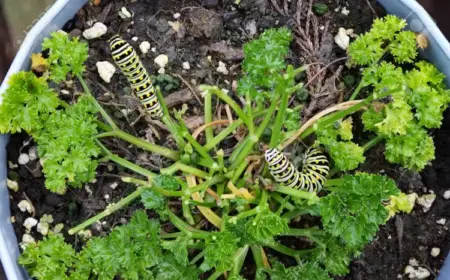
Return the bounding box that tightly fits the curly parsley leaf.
[310,235,352,276]
[245,209,289,244]
[18,235,77,280]
[384,123,435,171]
[42,31,89,82]
[201,231,240,272]
[0,71,59,134]
[153,254,200,280]
[269,261,332,280]
[320,173,399,249]
[161,237,190,266]
[141,175,180,219]
[389,31,418,63]
[37,95,100,194]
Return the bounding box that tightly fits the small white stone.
[18,153,30,165]
[406,267,430,279]
[7,179,19,192]
[158,67,166,74]
[182,61,191,70]
[22,233,35,244]
[23,217,38,230]
[417,194,436,212]
[431,247,441,257]
[409,258,420,267]
[28,146,38,161]
[109,182,119,190]
[18,200,33,213]
[61,89,70,95]
[437,218,447,225]
[85,185,93,196]
[443,190,450,199]
[96,61,116,83]
[104,194,110,200]
[334,27,350,50]
[341,7,350,15]
[207,55,212,62]
[82,22,107,39]
[118,7,134,19]
[154,54,169,68]
[139,41,151,54]
[132,36,138,41]
[37,222,50,236]
[173,13,181,19]
[217,61,229,75]
[319,25,325,31]
[245,19,257,36]
[151,47,156,53]
[346,28,354,36]
[8,161,18,169]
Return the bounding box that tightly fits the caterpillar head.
[264,149,279,163]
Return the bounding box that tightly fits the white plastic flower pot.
[0,0,449,279]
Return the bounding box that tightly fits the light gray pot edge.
[0,0,449,279]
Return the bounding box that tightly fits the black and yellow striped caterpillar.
[108,35,163,118]
[265,148,329,192]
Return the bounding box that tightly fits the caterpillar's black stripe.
[265,148,329,192]
[108,35,163,118]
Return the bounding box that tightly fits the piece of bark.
[209,41,244,61]
[164,87,201,108]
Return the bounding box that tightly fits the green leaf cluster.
[316,118,365,170]
[245,209,289,244]
[319,173,399,249]
[37,96,100,194]
[348,15,417,65]
[268,261,331,280]
[42,31,89,82]
[349,15,450,171]
[141,175,180,219]
[0,71,59,134]
[237,27,292,105]
[200,231,240,272]
[19,211,199,280]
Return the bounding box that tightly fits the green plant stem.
[271,193,295,211]
[282,228,326,247]
[363,135,384,151]
[156,86,186,149]
[251,246,268,271]
[68,187,147,235]
[189,250,206,265]
[269,88,291,148]
[204,92,214,145]
[191,200,217,208]
[204,120,242,151]
[275,186,319,203]
[202,86,254,133]
[167,208,209,239]
[180,181,195,225]
[160,232,186,239]
[349,82,364,101]
[301,87,400,140]
[228,98,279,175]
[207,271,223,280]
[113,129,180,161]
[161,162,210,179]
[76,74,119,130]
[96,140,156,178]
[231,246,249,276]
[266,243,312,261]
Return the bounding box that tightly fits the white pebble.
[61,89,70,95]
[319,25,325,31]
[151,47,156,53]
[409,258,420,267]
[10,216,16,223]
[109,182,119,190]
[443,190,450,199]
[154,54,169,68]
[18,200,33,213]
[405,266,430,279]
[23,217,38,230]
[96,61,116,83]
[417,194,436,212]
[104,194,110,200]
[18,153,30,165]
[28,146,38,161]
[82,22,107,39]
[37,222,50,236]
[431,247,441,257]
[341,7,350,15]
[346,28,354,36]
[139,41,151,54]
[21,233,35,245]
[158,67,166,74]
[173,13,181,19]
[334,27,350,50]
[132,36,138,41]
[182,61,191,70]
[437,218,447,225]
[217,61,229,75]
[7,179,19,192]
[118,7,134,19]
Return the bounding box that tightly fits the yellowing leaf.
[31,53,48,73]
[385,192,418,220]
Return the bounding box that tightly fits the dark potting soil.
[6,0,449,279]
